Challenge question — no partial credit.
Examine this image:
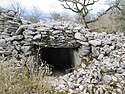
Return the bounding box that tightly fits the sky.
[0,0,110,14]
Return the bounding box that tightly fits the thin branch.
[86,6,113,23]
[85,0,99,6]
[61,3,79,13]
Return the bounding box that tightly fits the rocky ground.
[54,32,125,94]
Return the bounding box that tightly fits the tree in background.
[58,0,100,28]
[74,12,93,24]
[50,11,73,21]
[9,1,43,23]
[9,1,26,16]
[89,14,117,33]
[58,0,122,29]
[50,12,63,20]
[95,0,125,32]
[25,7,43,23]
[113,0,125,31]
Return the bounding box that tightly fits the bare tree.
[112,0,125,31]
[9,1,26,16]
[59,0,121,28]
[50,11,73,21]
[26,7,43,23]
[50,12,63,20]
[61,12,73,21]
[89,0,125,32]
[58,0,99,28]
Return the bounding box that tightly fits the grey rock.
[79,85,84,91]
[14,35,24,40]
[33,34,41,40]
[98,54,104,60]
[89,39,102,46]
[7,11,15,16]
[77,41,89,46]
[0,39,6,46]
[103,75,112,84]
[5,37,15,41]
[92,46,100,57]
[23,30,36,35]
[75,32,86,41]
[21,46,31,53]
[35,27,50,31]
[52,30,62,35]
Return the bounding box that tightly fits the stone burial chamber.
[2,8,125,93]
[23,20,90,72]
[0,8,90,73]
[41,47,74,71]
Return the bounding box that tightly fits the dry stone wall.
[0,8,31,56]
[16,20,85,48]
[0,8,23,55]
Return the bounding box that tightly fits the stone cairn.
[54,32,125,94]
[0,7,22,55]
[0,8,125,94]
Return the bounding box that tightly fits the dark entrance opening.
[41,47,74,73]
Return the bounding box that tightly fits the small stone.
[75,32,86,41]
[92,46,100,57]
[7,11,15,16]
[0,39,6,46]
[116,88,123,94]
[59,84,65,88]
[77,78,83,84]
[81,63,86,68]
[33,34,41,40]
[79,85,84,91]
[89,39,102,46]
[5,37,15,41]
[67,81,74,89]
[77,41,89,46]
[14,35,24,40]
[69,89,75,93]
[112,76,117,82]
[98,54,104,60]
[75,88,80,93]
[52,30,61,34]
[103,75,112,84]
[98,87,104,94]
[21,46,31,53]
[23,30,36,35]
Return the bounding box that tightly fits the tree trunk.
[82,15,89,28]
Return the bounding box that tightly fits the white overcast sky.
[0,0,110,14]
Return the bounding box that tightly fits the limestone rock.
[75,32,86,41]
[0,39,6,46]
[33,34,41,40]
[89,39,102,46]
[103,75,112,84]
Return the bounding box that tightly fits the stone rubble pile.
[54,31,125,94]
[0,8,23,54]
[16,20,85,48]
[5,20,87,57]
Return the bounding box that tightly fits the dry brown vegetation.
[0,55,54,94]
[89,14,118,33]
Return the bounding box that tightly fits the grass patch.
[0,55,54,94]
